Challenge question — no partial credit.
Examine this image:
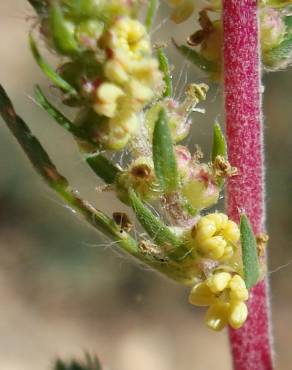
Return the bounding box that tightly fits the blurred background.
[0,1,292,369]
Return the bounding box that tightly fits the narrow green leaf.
[240,214,260,289]
[157,48,173,98]
[50,2,80,55]
[212,121,227,161]
[129,189,181,249]
[153,109,179,193]
[172,40,219,73]
[145,0,158,31]
[0,85,67,188]
[35,85,86,138]
[86,153,121,184]
[29,34,78,96]
[35,86,121,183]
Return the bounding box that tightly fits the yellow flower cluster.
[92,17,163,149]
[189,271,249,331]
[191,213,240,260]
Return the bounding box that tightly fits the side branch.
[0,85,139,257]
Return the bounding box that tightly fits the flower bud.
[175,145,192,181]
[181,164,220,210]
[189,281,216,306]
[228,301,248,329]
[205,301,229,331]
[146,84,207,143]
[116,157,160,203]
[260,8,286,53]
[76,20,104,49]
[191,213,240,261]
[182,178,219,209]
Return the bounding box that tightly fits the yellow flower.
[189,272,249,331]
[191,213,240,261]
[107,18,151,67]
[91,17,164,149]
[94,82,125,118]
[104,17,163,92]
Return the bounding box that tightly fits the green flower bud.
[182,178,219,209]
[76,20,104,49]
[146,84,207,143]
[116,157,160,203]
[182,164,220,210]
[260,8,286,53]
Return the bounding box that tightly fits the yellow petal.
[202,236,226,259]
[229,275,249,301]
[97,82,125,104]
[228,301,248,329]
[205,213,228,230]
[195,217,216,241]
[222,220,240,244]
[189,282,215,306]
[205,302,229,331]
[206,272,232,293]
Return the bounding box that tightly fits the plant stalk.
[223,1,274,369]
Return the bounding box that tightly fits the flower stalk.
[223,1,274,369]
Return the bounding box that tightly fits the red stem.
[223,1,274,369]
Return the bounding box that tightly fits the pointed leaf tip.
[157,48,173,98]
[212,121,227,161]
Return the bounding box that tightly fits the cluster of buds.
[166,0,292,78]
[190,213,240,261]
[24,0,266,332]
[189,271,249,331]
[35,0,164,150]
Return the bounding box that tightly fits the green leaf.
[35,85,86,139]
[49,2,80,55]
[29,34,78,96]
[240,214,260,289]
[145,0,158,31]
[212,121,227,161]
[153,109,179,193]
[157,48,173,98]
[129,189,181,249]
[173,41,219,73]
[86,153,121,184]
[35,86,120,183]
[0,85,67,189]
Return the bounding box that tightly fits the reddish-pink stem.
[223,1,274,369]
